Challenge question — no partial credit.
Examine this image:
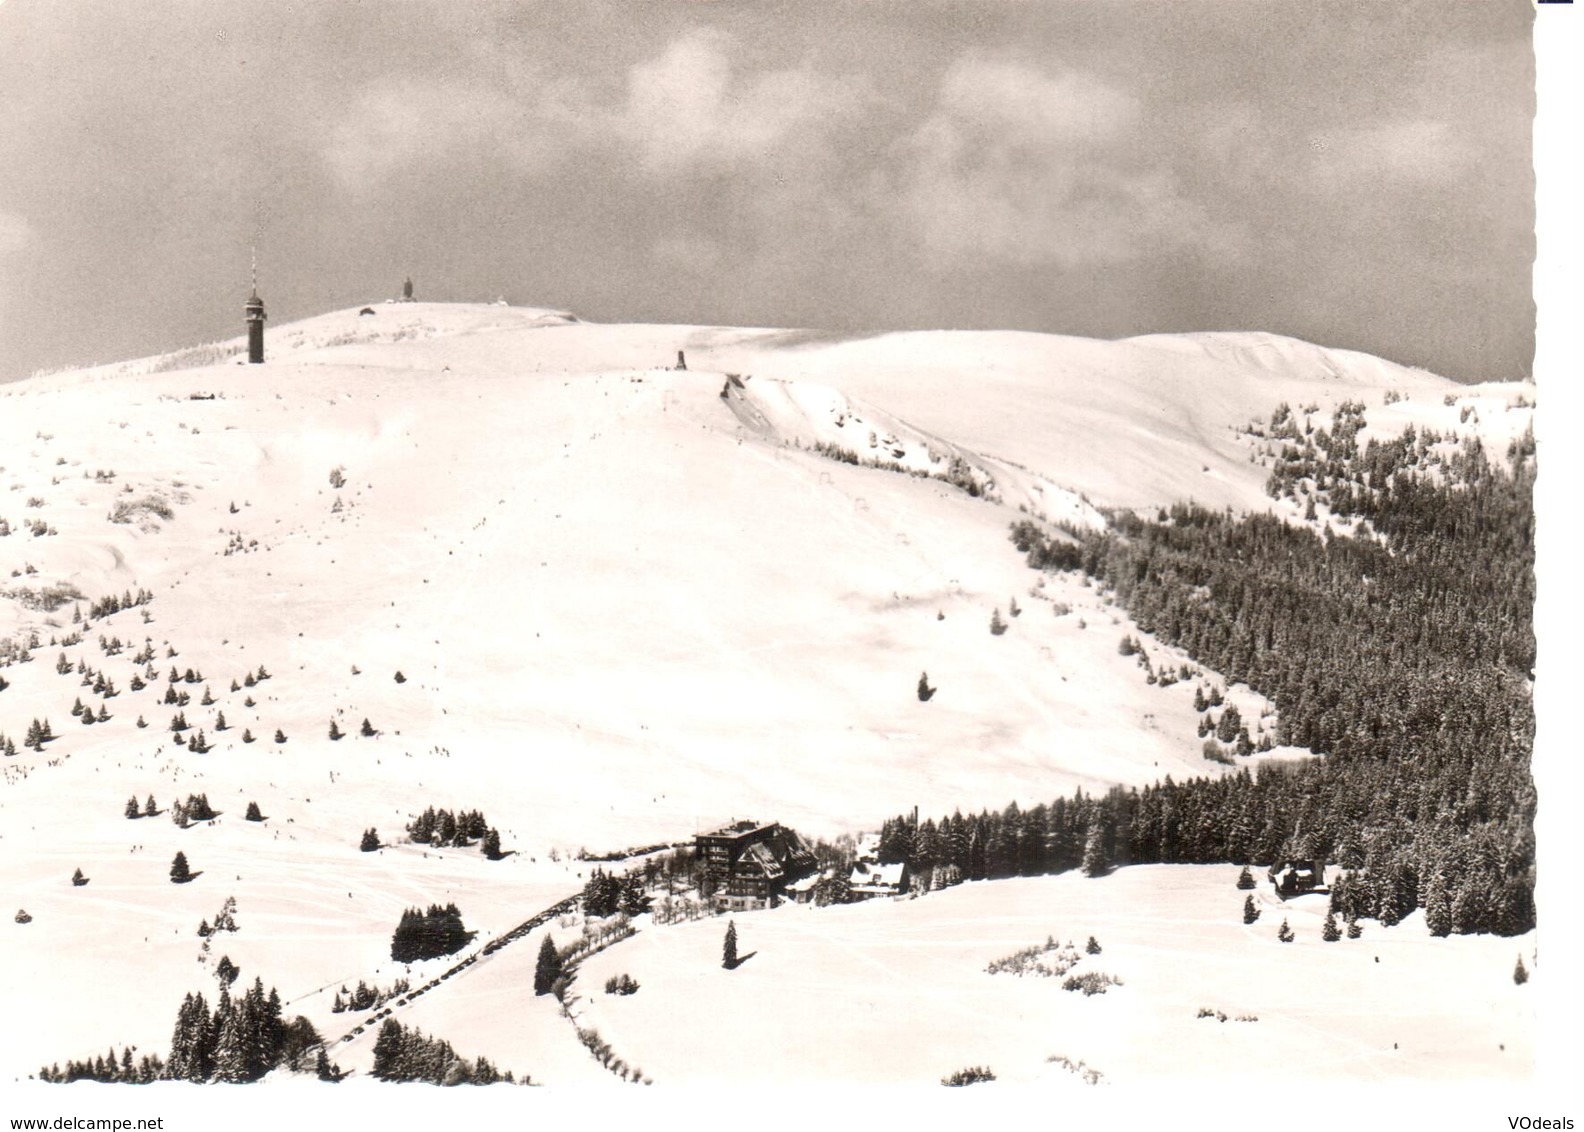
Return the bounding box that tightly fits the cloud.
[936,55,1140,147]
[895,54,1237,269]
[319,29,865,193]
[650,233,724,274]
[0,210,29,256]
[1307,117,1476,188]
[321,80,572,192]
[616,30,869,177]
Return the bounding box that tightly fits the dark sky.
[0,0,1536,382]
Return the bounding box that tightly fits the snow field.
[0,304,1533,1085]
[565,866,1533,1086]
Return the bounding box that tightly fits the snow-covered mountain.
[0,303,1534,1082]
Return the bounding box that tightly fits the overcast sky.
[0,0,1536,383]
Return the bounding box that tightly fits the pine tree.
[619,873,649,916]
[1424,873,1453,938]
[273,729,286,744]
[533,934,562,995]
[582,868,620,917]
[1236,865,1255,890]
[1277,918,1294,943]
[167,992,212,1081]
[482,828,501,860]
[214,711,227,731]
[170,851,191,884]
[245,801,262,822]
[360,828,380,852]
[1321,911,1341,941]
[212,997,248,1083]
[145,794,157,817]
[71,867,88,887]
[1215,703,1243,744]
[360,718,375,737]
[214,955,240,987]
[1243,894,1261,924]
[394,670,406,684]
[371,1019,405,1080]
[1081,820,1109,878]
[241,728,254,744]
[125,796,140,820]
[722,920,739,969]
[1346,917,1362,940]
[917,671,935,702]
[1513,955,1529,985]
[261,985,285,1077]
[989,608,1008,636]
[1085,936,1101,955]
[315,1048,342,1082]
[328,719,342,741]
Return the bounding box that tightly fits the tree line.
[105,978,330,1084]
[371,1019,518,1085]
[993,418,1534,935]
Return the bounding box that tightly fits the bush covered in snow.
[985,937,1081,979]
[1062,971,1121,996]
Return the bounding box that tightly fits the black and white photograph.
[0,1,1575,1125]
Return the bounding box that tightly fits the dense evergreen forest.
[37,1046,165,1084]
[371,1018,517,1084]
[390,903,472,962]
[164,979,324,1082]
[879,405,1534,936]
[39,978,329,1084]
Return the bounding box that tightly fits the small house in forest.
[786,873,822,904]
[848,859,908,900]
[1268,857,1327,898]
